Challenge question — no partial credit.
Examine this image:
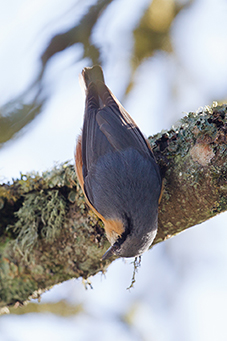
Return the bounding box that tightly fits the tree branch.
[0,103,226,311]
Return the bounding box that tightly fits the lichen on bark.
[152,103,227,243]
[0,103,227,311]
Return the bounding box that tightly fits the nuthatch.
[75,65,162,260]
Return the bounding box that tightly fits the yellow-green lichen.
[10,189,67,258]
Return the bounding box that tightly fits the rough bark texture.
[0,104,227,312]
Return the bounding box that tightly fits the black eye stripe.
[113,213,132,249]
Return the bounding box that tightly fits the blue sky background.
[1,0,227,340]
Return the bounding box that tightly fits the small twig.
[127,256,141,290]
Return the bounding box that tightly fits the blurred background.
[1,0,227,340]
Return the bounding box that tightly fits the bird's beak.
[101,245,116,261]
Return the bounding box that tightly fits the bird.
[75,65,162,260]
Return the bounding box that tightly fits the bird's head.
[102,214,158,260]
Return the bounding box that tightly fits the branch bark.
[0,104,227,311]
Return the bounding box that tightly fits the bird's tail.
[82,65,105,89]
[81,65,116,108]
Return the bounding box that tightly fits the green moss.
[0,186,18,203]
[10,190,67,258]
[0,276,38,306]
[217,196,227,213]
[0,162,77,199]
[0,162,82,256]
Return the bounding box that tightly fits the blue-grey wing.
[81,70,160,210]
[82,81,154,171]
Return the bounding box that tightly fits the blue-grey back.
[85,148,161,231]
